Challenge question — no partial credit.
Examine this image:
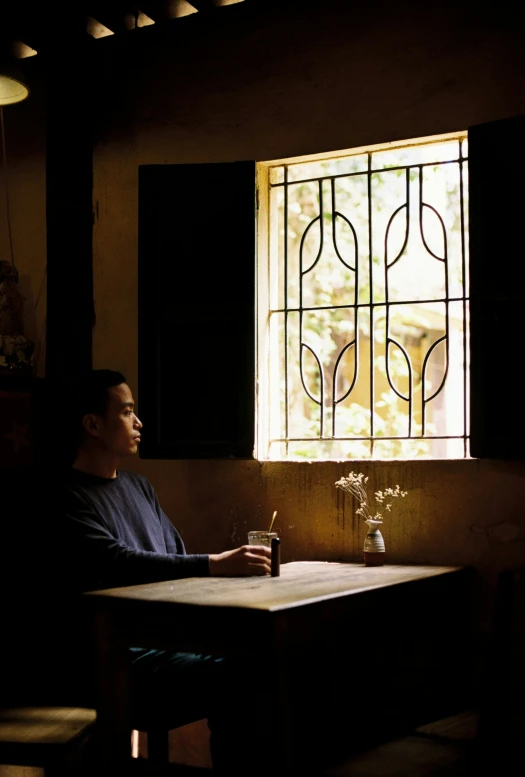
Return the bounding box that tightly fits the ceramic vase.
[363,518,386,566]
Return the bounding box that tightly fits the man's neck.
[73,449,119,480]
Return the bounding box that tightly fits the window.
[257,133,470,461]
[137,114,525,462]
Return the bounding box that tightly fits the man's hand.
[208,545,271,576]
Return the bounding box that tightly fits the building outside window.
[257,133,469,461]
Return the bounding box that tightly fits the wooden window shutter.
[469,115,525,458]
[138,161,256,459]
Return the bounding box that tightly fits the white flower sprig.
[335,471,407,522]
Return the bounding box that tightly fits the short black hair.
[69,369,127,421]
[68,369,127,451]
[39,369,127,467]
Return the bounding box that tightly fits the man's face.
[94,383,142,457]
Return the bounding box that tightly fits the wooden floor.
[323,711,478,777]
[115,711,480,777]
[51,706,524,777]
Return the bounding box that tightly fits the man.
[38,369,273,775]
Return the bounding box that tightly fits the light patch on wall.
[167,0,198,17]
[123,11,155,29]
[86,17,114,38]
[136,12,155,27]
[216,0,245,5]
[12,41,37,58]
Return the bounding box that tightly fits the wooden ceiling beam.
[0,0,254,61]
[0,6,93,59]
[185,0,219,13]
[134,1,169,22]
[87,2,138,34]
[0,5,46,56]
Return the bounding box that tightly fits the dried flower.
[335,471,407,522]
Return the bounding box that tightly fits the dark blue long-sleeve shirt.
[7,467,210,708]
[55,467,210,592]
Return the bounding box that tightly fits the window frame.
[136,114,525,462]
[256,131,470,462]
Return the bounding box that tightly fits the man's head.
[67,369,142,461]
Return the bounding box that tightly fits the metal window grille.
[259,135,469,460]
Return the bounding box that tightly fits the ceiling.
[0,0,277,61]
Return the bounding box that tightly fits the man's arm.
[209,546,271,576]
[55,487,271,587]
[147,478,272,577]
[56,489,209,589]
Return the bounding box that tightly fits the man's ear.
[82,414,101,437]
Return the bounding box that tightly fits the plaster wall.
[90,0,525,580]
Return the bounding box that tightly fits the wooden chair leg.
[147,728,170,763]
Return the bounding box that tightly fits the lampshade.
[0,66,29,106]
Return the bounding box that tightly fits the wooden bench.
[0,706,96,776]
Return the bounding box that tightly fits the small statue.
[0,260,34,371]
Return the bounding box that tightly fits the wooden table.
[83,561,471,771]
